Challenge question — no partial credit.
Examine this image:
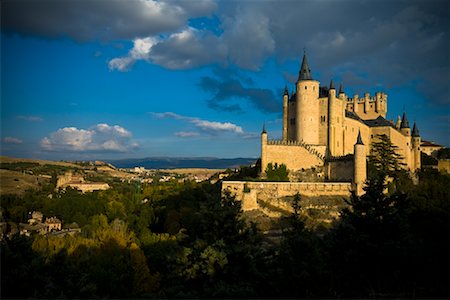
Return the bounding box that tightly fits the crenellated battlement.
[346,92,387,103]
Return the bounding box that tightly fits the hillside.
[107,157,257,169]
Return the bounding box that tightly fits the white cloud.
[3,137,23,144]
[174,131,200,137]
[17,115,43,122]
[151,112,244,135]
[40,123,138,152]
[109,37,159,71]
[191,119,243,134]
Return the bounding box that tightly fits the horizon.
[1,0,449,161]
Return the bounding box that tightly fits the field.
[0,169,50,195]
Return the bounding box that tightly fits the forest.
[1,138,449,298]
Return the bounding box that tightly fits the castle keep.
[261,53,421,195]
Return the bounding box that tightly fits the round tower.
[260,124,268,175]
[327,80,337,156]
[282,86,289,142]
[411,121,421,171]
[353,131,367,196]
[295,53,320,144]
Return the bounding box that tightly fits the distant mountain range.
[106,157,257,169]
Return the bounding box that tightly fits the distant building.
[45,217,62,232]
[28,211,43,225]
[420,140,443,157]
[56,172,110,193]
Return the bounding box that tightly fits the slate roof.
[363,116,395,128]
[298,53,313,81]
[412,121,420,137]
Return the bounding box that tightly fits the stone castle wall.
[222,181,351,212]
[262,142,325,173]
[327,158,354,181]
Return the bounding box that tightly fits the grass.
[0,169,50,195]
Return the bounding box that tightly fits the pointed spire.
[283,85,289,96]
[356,130,364,145]
[298,53,313,81]
[400,112,410,128]
[329,79,335,90]
[339,83,344,94]
[412,121,420,137]
[262,123,266,134]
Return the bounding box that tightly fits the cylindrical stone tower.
[353,130,367,196]
[295,53,319,144]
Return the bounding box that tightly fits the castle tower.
[261,124,268,175]
[282,86,289,142]
[327,80,337,156]
[400,112,410,136]
[353,130,367,196]
[338,83,345,99]
[411,121,421,171]
[295,53,320,144]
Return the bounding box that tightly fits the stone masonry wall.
[262,143,324,173]
[222,181,352,212]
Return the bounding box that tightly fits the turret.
[364,92,370,113]
[282,86,289,142]
[338,83,345,100]
[411,121,421,171]
[353,94,359,114]
[327,79,337,155]
[353,130,367,196]
[261,124,268,175]
[295,53,320,144]
[400,112,410,136]
[395,115,401,130]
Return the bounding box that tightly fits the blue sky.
[1,0,449,160]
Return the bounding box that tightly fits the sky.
[1,0,449,161]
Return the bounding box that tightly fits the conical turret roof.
[284,85,289,96]
[339,83,344,94]
[298,53,313,81]
[356,130,364,145]
[329,79,335,90]
[400,112,410,128]
[412,121,420,137]
[262,123,266,134]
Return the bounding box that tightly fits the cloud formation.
[199,74,279,114]
[40,123,138,152]
[2,0,216,41]
[174,131,200,138]
[3,0,448,106]
[151,112,244,135]
[3,137,23,144]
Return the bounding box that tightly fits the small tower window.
[305,86,307,90]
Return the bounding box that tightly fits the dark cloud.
[1,0,216,41]
[199,68,279,114]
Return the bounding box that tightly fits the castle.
[261,53,421,195]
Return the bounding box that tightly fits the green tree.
[265,163,289,181]
[368,134,410,193]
